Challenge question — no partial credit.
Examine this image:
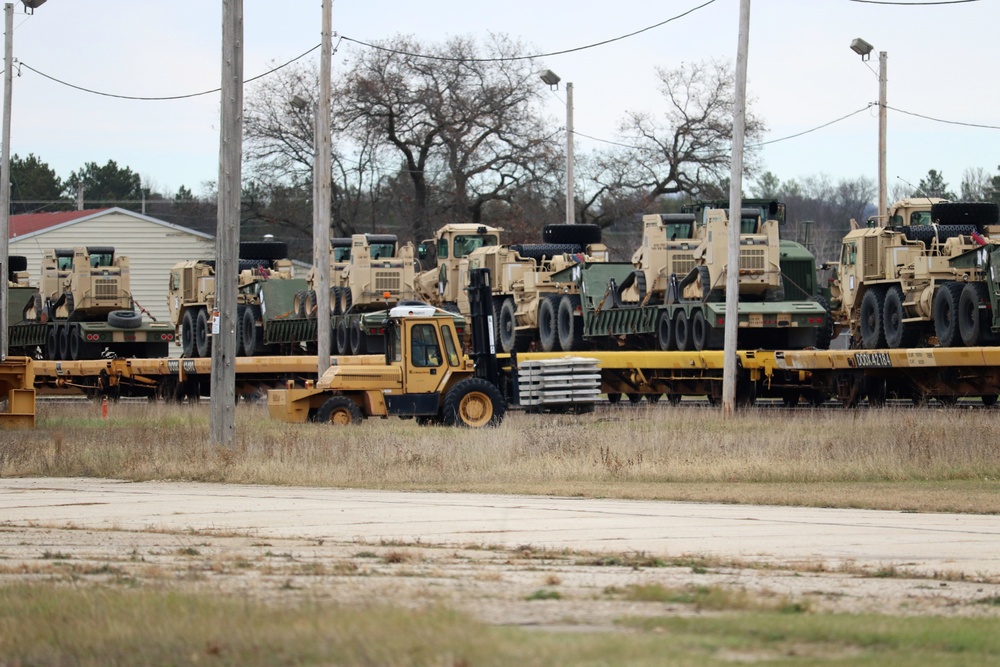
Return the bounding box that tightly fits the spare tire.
[108,310,142,329]
[509,243,582,261]
[932,202,999,228]
[239,240,287,261]
[542,223,602,246]
[8,255,27,272]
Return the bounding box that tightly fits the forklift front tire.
[443,378,506,428]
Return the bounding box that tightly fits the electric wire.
[847,0,980,5]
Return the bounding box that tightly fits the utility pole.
[565,81,574,225]
[315,0,332,375]
[878,50,887,224]
[211,0,242,448]
[722,0,751,415]
[0,3,13,360]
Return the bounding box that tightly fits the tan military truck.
[415,223,607,352]
[17,246,173,360]
[167,239,305,357]
[275,233,419,356]
[832,199,1000,348]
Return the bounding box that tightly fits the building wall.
[10,210,215,358]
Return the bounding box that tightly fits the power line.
[749,106,873,147]
[848,0,979,5]
[342,0,717,62]
[17,3,716,99]
[887,105,1000,130]
[17,42,324,101]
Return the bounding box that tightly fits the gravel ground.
[3,524,999,626]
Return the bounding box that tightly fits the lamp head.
[289,95,309,111]
[850,38,874,61]
[539,69,561,89]
[21,0,47,13]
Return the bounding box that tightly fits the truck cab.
[415,224,503,306]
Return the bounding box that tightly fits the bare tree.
[579,60,766,228]
[336,34,558,241]
[961,167,993,201]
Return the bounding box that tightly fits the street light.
[850,37,887,224]
[539,70,574,225]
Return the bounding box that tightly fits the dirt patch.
[2,525,998,626]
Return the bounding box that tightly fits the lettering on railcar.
[853,352,892,368]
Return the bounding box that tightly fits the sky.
[4,0,998,203]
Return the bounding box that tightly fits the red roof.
[9,209,110,239]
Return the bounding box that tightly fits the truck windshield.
[369,243,395,259]
[333,247,351,262]
[453,235,498,258]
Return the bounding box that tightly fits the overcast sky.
[5,0,997,202]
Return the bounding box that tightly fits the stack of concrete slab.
[517,357,601,411]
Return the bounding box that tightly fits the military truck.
[831,199,1000,348]
[415,223,608,353]
[167,239,306,357]
[267,268,507,428]
[12,247,173,360]
[265,233,421,356]
[415,223,504,309]
[550,208,828,351]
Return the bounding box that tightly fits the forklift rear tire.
[443,378,506,428]
[316,395,363,425]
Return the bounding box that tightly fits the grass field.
[3,400,1000,665]
[3,400,999,513]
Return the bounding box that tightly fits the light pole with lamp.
[850,37,887,225]
[540,69,574,225]
[1,0,46,360]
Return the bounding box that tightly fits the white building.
[9,207,216,357]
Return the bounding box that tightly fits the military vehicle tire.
[181,310,196,357]
[58,325,71,361]
[108,310,142,329]
[859,287,887,349]
[195,307,212,358]
[8,254,27,272]
[690,309,712,351]
[882,286,918,349]
[509,244,581,262]
[537,295,560,352]
[557,295,584,352]
[315,395,363,425]
[542,223,602,246]
[933,282,964,347]
[241,305,263,356]
[47,325,60,360]
[959,282,999,346]
[655,309,674,351]
[339,288,353,315]
[674,310,692,351]
[931,202,999,228]
[239,240,287,261]
[498,297,520,353]
[443,377,505,428]
[333,320,347,354]
[294,290,310,319]
[349,319,366,355]
[68,324,82,360]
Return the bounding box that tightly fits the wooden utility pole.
[0,3,13,360]
[211,0,243,448]
[315,0,332,375]
[878,50,887,224]
[722,0,751,415]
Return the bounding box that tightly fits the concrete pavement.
[2,477,998,576]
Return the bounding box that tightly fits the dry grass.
[2,399,999,513]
